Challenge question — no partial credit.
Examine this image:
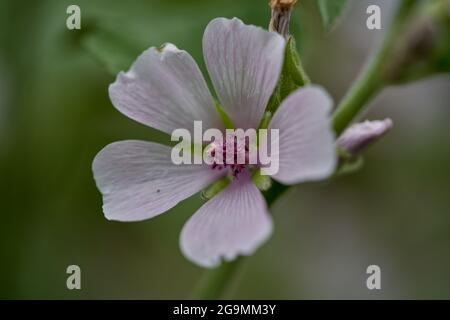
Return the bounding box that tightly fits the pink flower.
[92,18,336,267]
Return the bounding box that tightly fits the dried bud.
[269,0,298,38]
[337,119,393,155]
[269,0,298,10]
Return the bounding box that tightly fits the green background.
[1,0,449,299]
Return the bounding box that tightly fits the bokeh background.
[1,0,449,299]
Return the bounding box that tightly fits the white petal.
[203,18,285,129]
[92,140,222,222]
[180,171,273,268]
[337,119,393,154]
[109,44,223,135]
[268,86,336,184]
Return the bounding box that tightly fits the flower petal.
[268,86,336,184]
[180,171,273,268]
[92,140,222,222]
[109,44,223,135]
[203,18,285,129]
[337,119,393,155]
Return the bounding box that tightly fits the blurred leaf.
[317,0,348,31]
[77,25,143,75]
[383,0,450,84]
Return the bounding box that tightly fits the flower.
[92,18,336,268]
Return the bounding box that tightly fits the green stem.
[332,0,417,135]
[190,258,244,299]
[332,57,384,136]
[190,0,418,300]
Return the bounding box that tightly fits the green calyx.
[201,176,231,201]
[215,101,234,130]
[266,36,310,114]
[252,169,273,191]
[335,146,365,176]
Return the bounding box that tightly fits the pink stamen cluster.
[206,134,251,178]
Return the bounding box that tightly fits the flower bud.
[269,0,298,38]
[337,119,393,155]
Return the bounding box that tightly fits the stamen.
[206,133,253,178]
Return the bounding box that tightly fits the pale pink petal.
[203,18,285,129]
[268,86,336,185]
[92,140,222,222]
[337,119,393,154]
[109,44,223,135]
[180,171,273,268]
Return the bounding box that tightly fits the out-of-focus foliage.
[318,0,349,30]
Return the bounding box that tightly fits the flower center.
[205,133,253,178]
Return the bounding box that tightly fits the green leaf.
[265,36,310,116]
[317,0,348,31]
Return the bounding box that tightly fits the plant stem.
[190,0,418,300]
[190,258,244,299]
[332,57,384,136]
[332,0,417,135]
